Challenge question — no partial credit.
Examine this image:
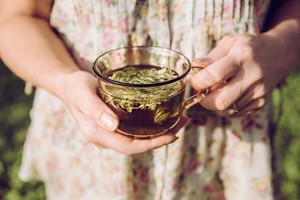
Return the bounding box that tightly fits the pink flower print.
[204,182,216,193]
[101,23,115,47]
[53,178,65,193]
[204,180,225,200]
[46,153,58,173]
[212,192,226,200]
[133,182,139,192]
[118,18,129,33]
[103,0,111,6]
[88,171,98,187]
[70,178,84,198]
[222,5,234,20]
[113,184,127,195]
[71,157,81,168]
[171,181,181,190]
[137,168,149,184]
[171,173,185,191]
[229,130,241,144]
[231,130,241,139]
[240,115,256,132]
[51,7,68,27]
[204,180,222,193]
[45,113,59,128]
[252,178,270,194]
[78,42,92,66]
[156,2,168,20]
[110,49,125,68]
[183,155,200,176]
[85,15,91,25]
[54,109,64,122]
[104,0,118,6]
[74,2,91,25]
[191,113,207,125]
[171,3,182,15]
[225,131,241,158]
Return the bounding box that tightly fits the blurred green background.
[0,59,299,200]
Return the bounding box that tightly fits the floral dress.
[20,0,274,199]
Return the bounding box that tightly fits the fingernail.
[172,136,179,142]
[100,112,118,131]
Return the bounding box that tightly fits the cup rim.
[92,46,191,88]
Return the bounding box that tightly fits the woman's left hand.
[190,33,294,117]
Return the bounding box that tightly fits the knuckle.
[223,34,233,40]
[81,124,97,143]
[222,34,237,43]
[190,72,213,90]
[257,97,267,108]
[239,44,254,60]
[215,97,231,111]
[113,138,137,156]
[122,145,138,155]
[82,131,96,143]
[203,68,224,84]
[83,100,103,121]
[253,84,267,99]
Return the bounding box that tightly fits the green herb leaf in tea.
[99,65,183,125]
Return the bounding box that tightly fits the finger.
[82,115,189,155]
[165,115,190,135]
[122,116,190,155]
[216,97,266,118]
[190,35,239,91]
[192,57,214,68]
[191,59,241,112]
[233,83,267,109]
[199,63,259,111]
[233,97,266,117]
[192,34,238,68]
[96,128,178,155]
[190,55,240,91]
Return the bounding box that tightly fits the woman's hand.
[61,70,187,155]
[190,33,297,117]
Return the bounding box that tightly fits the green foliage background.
[0,60,299,200]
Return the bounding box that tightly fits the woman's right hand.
[60,70,185,155]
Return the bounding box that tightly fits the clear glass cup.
[92,46,206,138]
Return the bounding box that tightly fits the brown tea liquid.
[98,65,185,138]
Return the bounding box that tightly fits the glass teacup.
[92,46,206,138]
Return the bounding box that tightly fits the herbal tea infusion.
[97,64,185,137]
[92,46,204,138]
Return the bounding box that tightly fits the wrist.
[263,19,300,69]
[57,69,96,106]
[53,68,81,103]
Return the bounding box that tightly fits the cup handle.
[183,66,209,110]
[183,89,209,110]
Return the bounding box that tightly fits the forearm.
[0,15,79,99]
[263,0,300,71]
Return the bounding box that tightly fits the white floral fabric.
[20,0,274,199]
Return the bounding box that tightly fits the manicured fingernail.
[100,112,118,131]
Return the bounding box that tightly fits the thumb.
[98,108,119,131]
[68,72,119,132]
[77,89,119,131]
